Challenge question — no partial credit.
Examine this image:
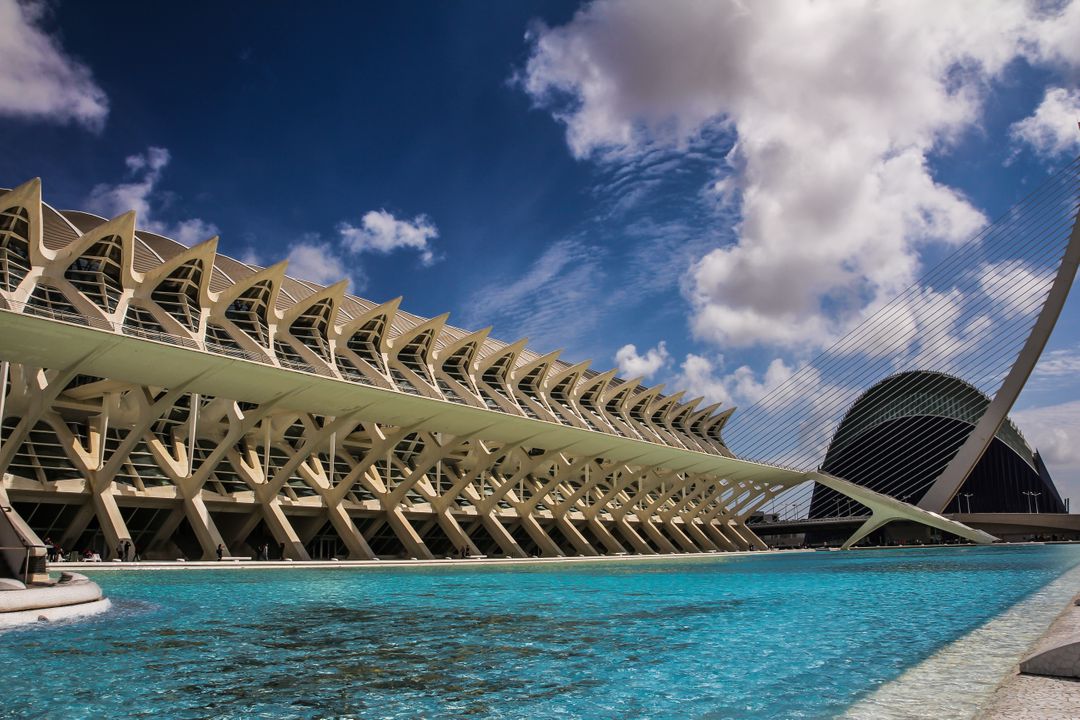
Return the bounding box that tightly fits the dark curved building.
[809,371,1065,519]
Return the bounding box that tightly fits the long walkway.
[49,547,807,572]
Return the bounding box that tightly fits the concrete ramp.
[807,472,998,549]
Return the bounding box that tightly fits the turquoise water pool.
[4,545,1079,719]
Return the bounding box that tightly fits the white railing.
[0,298,721,456]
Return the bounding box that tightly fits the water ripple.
[1,545,1077,719]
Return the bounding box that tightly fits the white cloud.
[1035,345,1080,378]
[169,218,220,248]
[87,151,440,284]
[521,0,1080,350]
[677,353,734,407]
[238,246,261,267]
[677,352,845,465]
[86,147,219,246]
[614,341,669,379]
[0,0,108,130]
[460,238,605,351]
[284,237,356,289]
[1013,400,1080,469]
[675,354,800,409]
[978,259,1053,320]
[338,210,438,266]
[1010,86,1080,160]
[86,147,170,220]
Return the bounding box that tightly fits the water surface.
[4,544,1078,719]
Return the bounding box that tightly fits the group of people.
[42,537,65,562]
[41,536,139,562]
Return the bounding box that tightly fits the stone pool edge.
[841,553,1080,720]
[47,547,814,572]
[976,589,1080,719]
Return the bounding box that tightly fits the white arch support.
[919,205,1080,512]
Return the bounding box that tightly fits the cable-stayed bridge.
[741,156,1080,546]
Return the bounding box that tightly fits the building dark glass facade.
[809,371,1065,518]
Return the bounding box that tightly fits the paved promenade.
[979,590,1080,719]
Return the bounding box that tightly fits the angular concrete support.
[702,521,739,551]
[732,521,768,551]
[480,513,527,558]
[516,513,563,557]
[0,485,48,583]
[1018,595,1080,679]
[553,515,598,556]
[385,507,433,560]
[435,509,479,557]
[1019,640,1080,679]
[662,519,702,553]
[586,516,627,554]
[680,520,720,552]
[613,516,655,554]
[841,513,894,551]
[295,516,327,546]
[91,491,131,556]
[183,495,228,560]
[58,501,96,550]
[259,500,310,560]
[148,505,186,553]
[639,518,679,553]
[714,521,750,550]
[225,511,264,551]
[326,504,376,560]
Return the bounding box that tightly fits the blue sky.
[3,1,1080,494]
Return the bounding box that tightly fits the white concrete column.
[260,499,310,560]
[183,495,228,560]
[326,503,376,560]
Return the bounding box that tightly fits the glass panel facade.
[0,206,31,292]
[65,236,124,313]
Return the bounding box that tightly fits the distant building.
[809,371,1066,519]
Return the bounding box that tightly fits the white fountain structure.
[0,487,108,628]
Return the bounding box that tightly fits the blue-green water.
[4,545,1079,719]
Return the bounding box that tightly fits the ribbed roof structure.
[4,182,733,456]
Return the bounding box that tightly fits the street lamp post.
[1022,491,1043,514]
[961,492,974,514]
[1023,491,1032,513]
